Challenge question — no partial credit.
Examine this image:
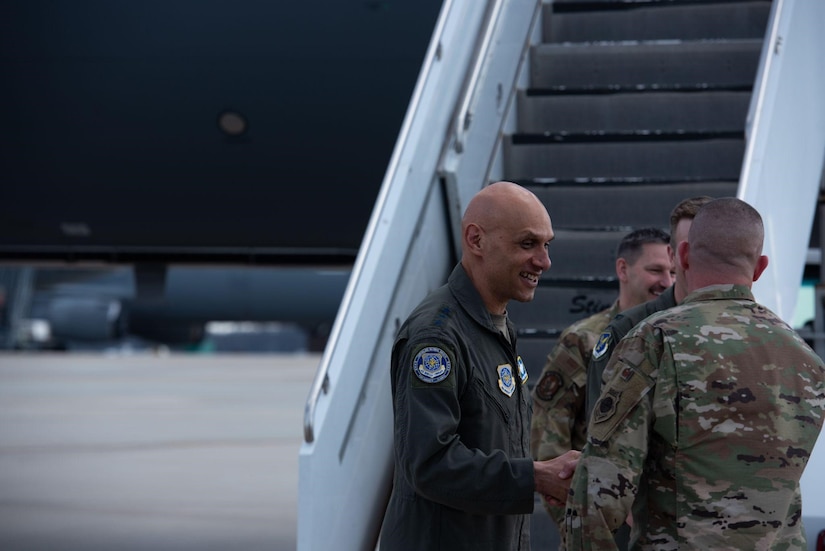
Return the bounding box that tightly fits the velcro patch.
[517,356,528,385]
[498,364,516,397]
[588,363,653,445]
[535,370,564,402]
[412,346,452,384]
[592,331,611,360]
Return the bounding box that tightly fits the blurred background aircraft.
[0,0,444,352]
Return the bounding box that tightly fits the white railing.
[739,0,825,324]
[297,0,542,548]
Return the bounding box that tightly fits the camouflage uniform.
[566,284,825,551]
[530,300,620,530]
[586,286,677,421]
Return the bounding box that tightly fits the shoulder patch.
[588,364,653,445]
[412,346,452,384]
[591,388,621,424]
[592,331,611,360]
[535,370,564,401]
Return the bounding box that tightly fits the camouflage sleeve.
[566,332,657,551]
[530,329,590,526]
[530,329,590,460]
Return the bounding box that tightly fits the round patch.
[412,346,452,384]
[535,370,564,401]
[592,331,612,360]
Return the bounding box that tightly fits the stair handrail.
[303,0,457,444]
[453,0,505,154]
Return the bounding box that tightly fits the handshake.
[533,449,581,505]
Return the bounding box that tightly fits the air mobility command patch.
[592,331,611,361]
[497,364,515,397]
[535,370,564,402]
[412,346,452,385]
[517,356,528,385]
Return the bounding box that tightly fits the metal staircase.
[299,0,825,548]
[506,0,768,387]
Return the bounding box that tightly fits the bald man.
[565,197,825,550]
[380,182,580,551]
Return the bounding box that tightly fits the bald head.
[680,197,768,290]
[462,182,545,238]
[460,181,554,314]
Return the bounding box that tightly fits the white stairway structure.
[299,1,825,549]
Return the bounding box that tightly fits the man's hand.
[534,449,581,505]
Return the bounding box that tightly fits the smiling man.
[530,227,673,544]
[379,181,580,551]
[566,197,825,550]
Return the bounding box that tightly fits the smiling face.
[618,242,674,309]
[482,209,554,312]
[461,182,554,315]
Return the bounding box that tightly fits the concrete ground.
[0,352,319,551]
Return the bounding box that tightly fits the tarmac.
[0,352,319,551]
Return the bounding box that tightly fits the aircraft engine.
[47,297,125,341]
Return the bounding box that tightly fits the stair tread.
[517,90,751,134]
[545,2,771,43]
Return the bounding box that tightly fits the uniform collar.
[682,283,755,304]
[448,264,505,334]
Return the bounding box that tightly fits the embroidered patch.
[620,366,635,382]
[535,370,563,401]
[592,388,621,424]
[412,346,451,384]
[517,356,528,385]
[592,331,611,360]
[497,364,515,397]
[588,364,653,445]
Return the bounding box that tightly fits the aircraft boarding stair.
[501,0,769,545]
[299,0,825,548]
[506,0,769,390]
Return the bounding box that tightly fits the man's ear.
[615,257,628,283]
[752,255,769,282]
[677,240,690,272]
[464,223,483,256]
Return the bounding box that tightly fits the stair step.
[503,137,745,181]
[517,90,751,134]
[507,285,619,344]
[545,1,771,43]
[549,0,770,10]
[545,229,628,279]
[524,181,738,231]
[507,284,618,330]
[530,39,762,90]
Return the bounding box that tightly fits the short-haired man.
[585,196,712,419]
[566,197,825,550]
[530,227,673,536]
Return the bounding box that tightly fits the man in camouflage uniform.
[566,197,825,550]
[585,196,712,420]
[530,227,673,537]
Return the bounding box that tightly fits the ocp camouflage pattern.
[566,284,825,551]
[530,301,619,532]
